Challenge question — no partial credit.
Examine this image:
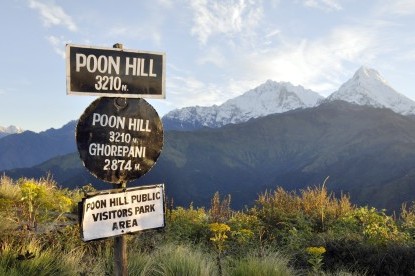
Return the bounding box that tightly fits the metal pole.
[113,43,128,276]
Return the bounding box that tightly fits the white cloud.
[166,21,388,109]
[302,0,342,12]
[166,75,225,107]
[28,0,77,31]
[46,35,66,58]
[381,0,415,15]
[265,29,281,39]
[237,24,381,95]
[196,47,226,67]
[189,0,263,44]
[156,0,174,8]
[165,74,262,110]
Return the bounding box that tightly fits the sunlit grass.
[229,250,297,276]
[0,175,413,275]
[147,243,217,276]
[0,239,86,276]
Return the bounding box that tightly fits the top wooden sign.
[66,44,165,99]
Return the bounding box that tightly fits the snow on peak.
[326,67,415,115]
[354,66,385,82]
[0,125,23,134]
[219,80,322,122]
[0,125,24,138]
[163,80,323,130]
[164,66,415,131]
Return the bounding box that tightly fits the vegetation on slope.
[1,175,415,275]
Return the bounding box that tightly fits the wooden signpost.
[67,43,165,276]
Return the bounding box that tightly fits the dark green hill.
[5,101,415,211]
[143,101,415,211]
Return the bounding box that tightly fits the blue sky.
[1,0,415,132]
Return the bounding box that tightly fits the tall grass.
[1,175,412,275]
[229,250,297,276]
[0,239,85,276]
[145,243,217,276]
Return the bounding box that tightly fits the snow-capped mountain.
[163,66,415,131]
[325,66,415,115]
[0,125,23,138]
[163,80,323,130]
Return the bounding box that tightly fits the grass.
[146,243,217,276]
[1,176,413,275]
[228,250,296,276]
[0,239,86,276]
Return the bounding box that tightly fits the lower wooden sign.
[79,184,165,241]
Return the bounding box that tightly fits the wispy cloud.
[196,47,226,67]
[189,0,263,45]
[382,0,415,15]
[231,23,382,95]
[172,1,414,106]
[46,35,67,58]
[167,75,225,107]
[302,0,342,12]
[28,0,77,31]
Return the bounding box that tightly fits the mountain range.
[0,121,76,171]
[2,66,415,211]
[164,66,415,131]
[163,80,323,130]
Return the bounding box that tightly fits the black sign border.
[66,44,166,99]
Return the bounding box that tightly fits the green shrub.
[344,206,408,245]
[252,184,353,239]
[227,211,262,250]
[166,205,209,244]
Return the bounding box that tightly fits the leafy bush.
[342,206,408,245]
[166,205,209,244]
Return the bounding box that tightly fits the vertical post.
[113,182,128,275]
[113,43,127,276]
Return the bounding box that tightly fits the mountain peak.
[163,66,415,131]
[0,125,24,138]
[163,80,323,130]
[325,67,415,115]
[353,66,386,84]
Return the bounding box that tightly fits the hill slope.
[7,101,415,211]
